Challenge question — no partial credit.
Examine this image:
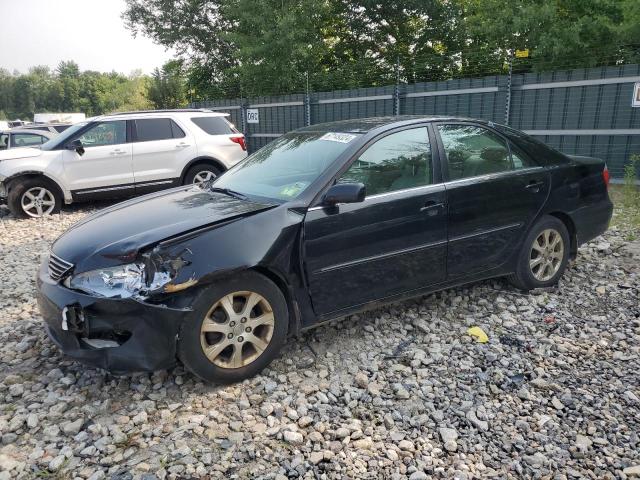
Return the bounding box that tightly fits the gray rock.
[439,427,458,443]
[551,397,565,410]
[62,418,84,435]
[48,455,66,471]
[466,409,489,431]
[623,465,640,477]
[283,431,304,444]
[26,413,38,429]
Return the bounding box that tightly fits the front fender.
[1,152,69,201]
[141,205,311,325]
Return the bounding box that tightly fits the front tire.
[508,215,570,291]
[178,272,288,384]
[7,178,62,218]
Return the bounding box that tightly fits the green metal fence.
[193,64,640,179]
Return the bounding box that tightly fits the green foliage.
[147,60,188,109]
[610,155,640,237]
[623,154,640,209]
[0,61,152,120]
[122,0,640,98]
[461,0,640,71]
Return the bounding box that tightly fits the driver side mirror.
[323,183,366,206]
[66,139,85,156]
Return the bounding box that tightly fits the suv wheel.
[7,178,62,218]
[184,164,222,187]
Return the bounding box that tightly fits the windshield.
[213,131,360,202]
[41,122,88,150]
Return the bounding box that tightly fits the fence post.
[504,54,513,126]
[305,71,311,126]
[394,55,401,116]
[240,99,248,150]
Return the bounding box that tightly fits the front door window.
[77,121,126,147]
[339,127,432,195]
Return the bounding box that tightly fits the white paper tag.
[319,132,358,143]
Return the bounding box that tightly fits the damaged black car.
[37,116,613,383]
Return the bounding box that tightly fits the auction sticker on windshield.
[320,132,358,143]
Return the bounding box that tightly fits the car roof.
[2,128,53,136]
[295,115,494,134]
[98,109,229,121]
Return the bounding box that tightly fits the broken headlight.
[66,263,172,299]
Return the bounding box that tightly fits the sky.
[0,0,175,75]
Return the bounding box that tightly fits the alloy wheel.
[21,187,56,218]
[193,170,216,185]
[530,228,564,281]
[200,291,275,369]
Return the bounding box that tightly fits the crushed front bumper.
[36,259,190,373]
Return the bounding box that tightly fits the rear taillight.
[602,165,610,189]
[230,136,246,151]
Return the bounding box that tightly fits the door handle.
[420,201,444,216]
[175,142,191,148]
[110,149,126,155]
[525,180,544,193]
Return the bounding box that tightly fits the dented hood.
[52,186,275,271]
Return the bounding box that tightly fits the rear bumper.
[572,198,614,246]
[36,259,188,373]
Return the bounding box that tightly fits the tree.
[123,0,640,98]
[147,60,187,109]
[0,63,154,120]
[460,0,639,70]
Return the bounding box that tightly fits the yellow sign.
[515,49,530,58]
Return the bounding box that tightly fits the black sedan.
[37,116,613,383]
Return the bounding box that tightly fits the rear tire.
[508,215,570,291]
[183,163,222,186]
[178,271,288,384]
[7,177,62,218]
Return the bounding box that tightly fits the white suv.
[0,109,247,217]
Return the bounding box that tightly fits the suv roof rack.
[107,108,215,116]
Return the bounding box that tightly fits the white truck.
[33,113,86,125]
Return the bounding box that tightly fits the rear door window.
[191,116,237,135]
[0,133,8,150]
[437,124,512,180]
[170,120,186,138]
[135,118,174,142]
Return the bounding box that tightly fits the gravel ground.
[0,202,639,480]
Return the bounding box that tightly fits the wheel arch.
[546,211,578,259]
[250,265,302,338]
[180,156,227,184]
[5,171,67,201]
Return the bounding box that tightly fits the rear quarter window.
[496,125,569,166]
[191,116,237,135]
